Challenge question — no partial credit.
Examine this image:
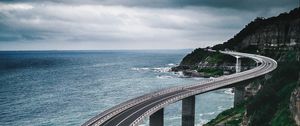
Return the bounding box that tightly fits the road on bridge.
[82,51,277,126]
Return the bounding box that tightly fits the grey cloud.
[0,1,297,50]
[1,0,297,10]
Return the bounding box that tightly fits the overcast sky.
[0,0,297,50]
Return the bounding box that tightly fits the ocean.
[0,50,233,126]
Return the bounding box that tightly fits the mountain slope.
[177,8,300,125]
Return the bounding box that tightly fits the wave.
[131,66,191,79]
[192,77,205,80]
[195,118,209,126]
[199,111,216,118]
[168,116,181,120]
[131,67,150,71]
[151,67,171,73]
[167,63,177,66]
[173,71,190,78]
[224,88,234,95]
[131,67,171,73]
[131,63,177,73]
[196,112,217,125]
[91,63,118,67]
[207,112,216,115]
[217,106,225,111]
[173,71,183,75]
[156,75,174,79]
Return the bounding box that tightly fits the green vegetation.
[180,48,212,67]
[212,8,300,52]
[192,7,300,126]
[204,103,246,126]
[180,48,235,67]
[205,52,299,126]
[205,52,224,64]
[247,59,299,126]
[271,104,296,126]
[197,68,223,76]
[173,48,237,77]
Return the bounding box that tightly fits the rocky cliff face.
[212,8,300,60]
[175,8,300,78]
[290,87,300,125]
[239,19,300,56]
[172,48,238,77]
[290,74,300,125]
[203,8,300,126]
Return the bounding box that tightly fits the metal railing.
[82,51,277,126]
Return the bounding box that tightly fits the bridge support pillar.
[236,56,241,73]
[182,95,195,126]
[234,56,244,106]
[150,108,164,126]
[234,85,245,106]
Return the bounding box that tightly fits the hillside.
[212,8,300,59]
[176,8,300,125]
[205,54,299,126]
[171,49,238,77]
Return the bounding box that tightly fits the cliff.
[172,48,257,77]
[212,8,300,59]
[205,53,299,126]
[290,75,300,125]
[177,8,300,125]
[171,49,237,77]
[174,8,300,78]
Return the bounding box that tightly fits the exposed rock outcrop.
[290,87,300,125]
[244,80,262,99]
[241,111,250,126]
[174,9,300,78]
[290,74,300,125]
[239,19,300,54]
[212,8,300,60]
[204,8,300,126]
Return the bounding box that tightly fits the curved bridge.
[82,51,277,126]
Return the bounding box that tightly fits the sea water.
[0,50,233,126]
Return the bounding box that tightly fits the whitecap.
[131,67,150,71]
[168,116,181,120]
[167,63,176,66]
[173,71,188,78]
[224,88,234,95]
[91,63,116,67]
[193,77,204,80]
[195,118,209,126]
[131,67,171,73]
[200,111,216,116]
[151,67,171,73]
[157,75,173,79]
[206,112,215,115]
[131,68,139,71]
[217,106,225,111]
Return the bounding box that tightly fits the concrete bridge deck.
[82,50,277,126]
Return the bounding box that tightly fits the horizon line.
[0,48,195,52]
